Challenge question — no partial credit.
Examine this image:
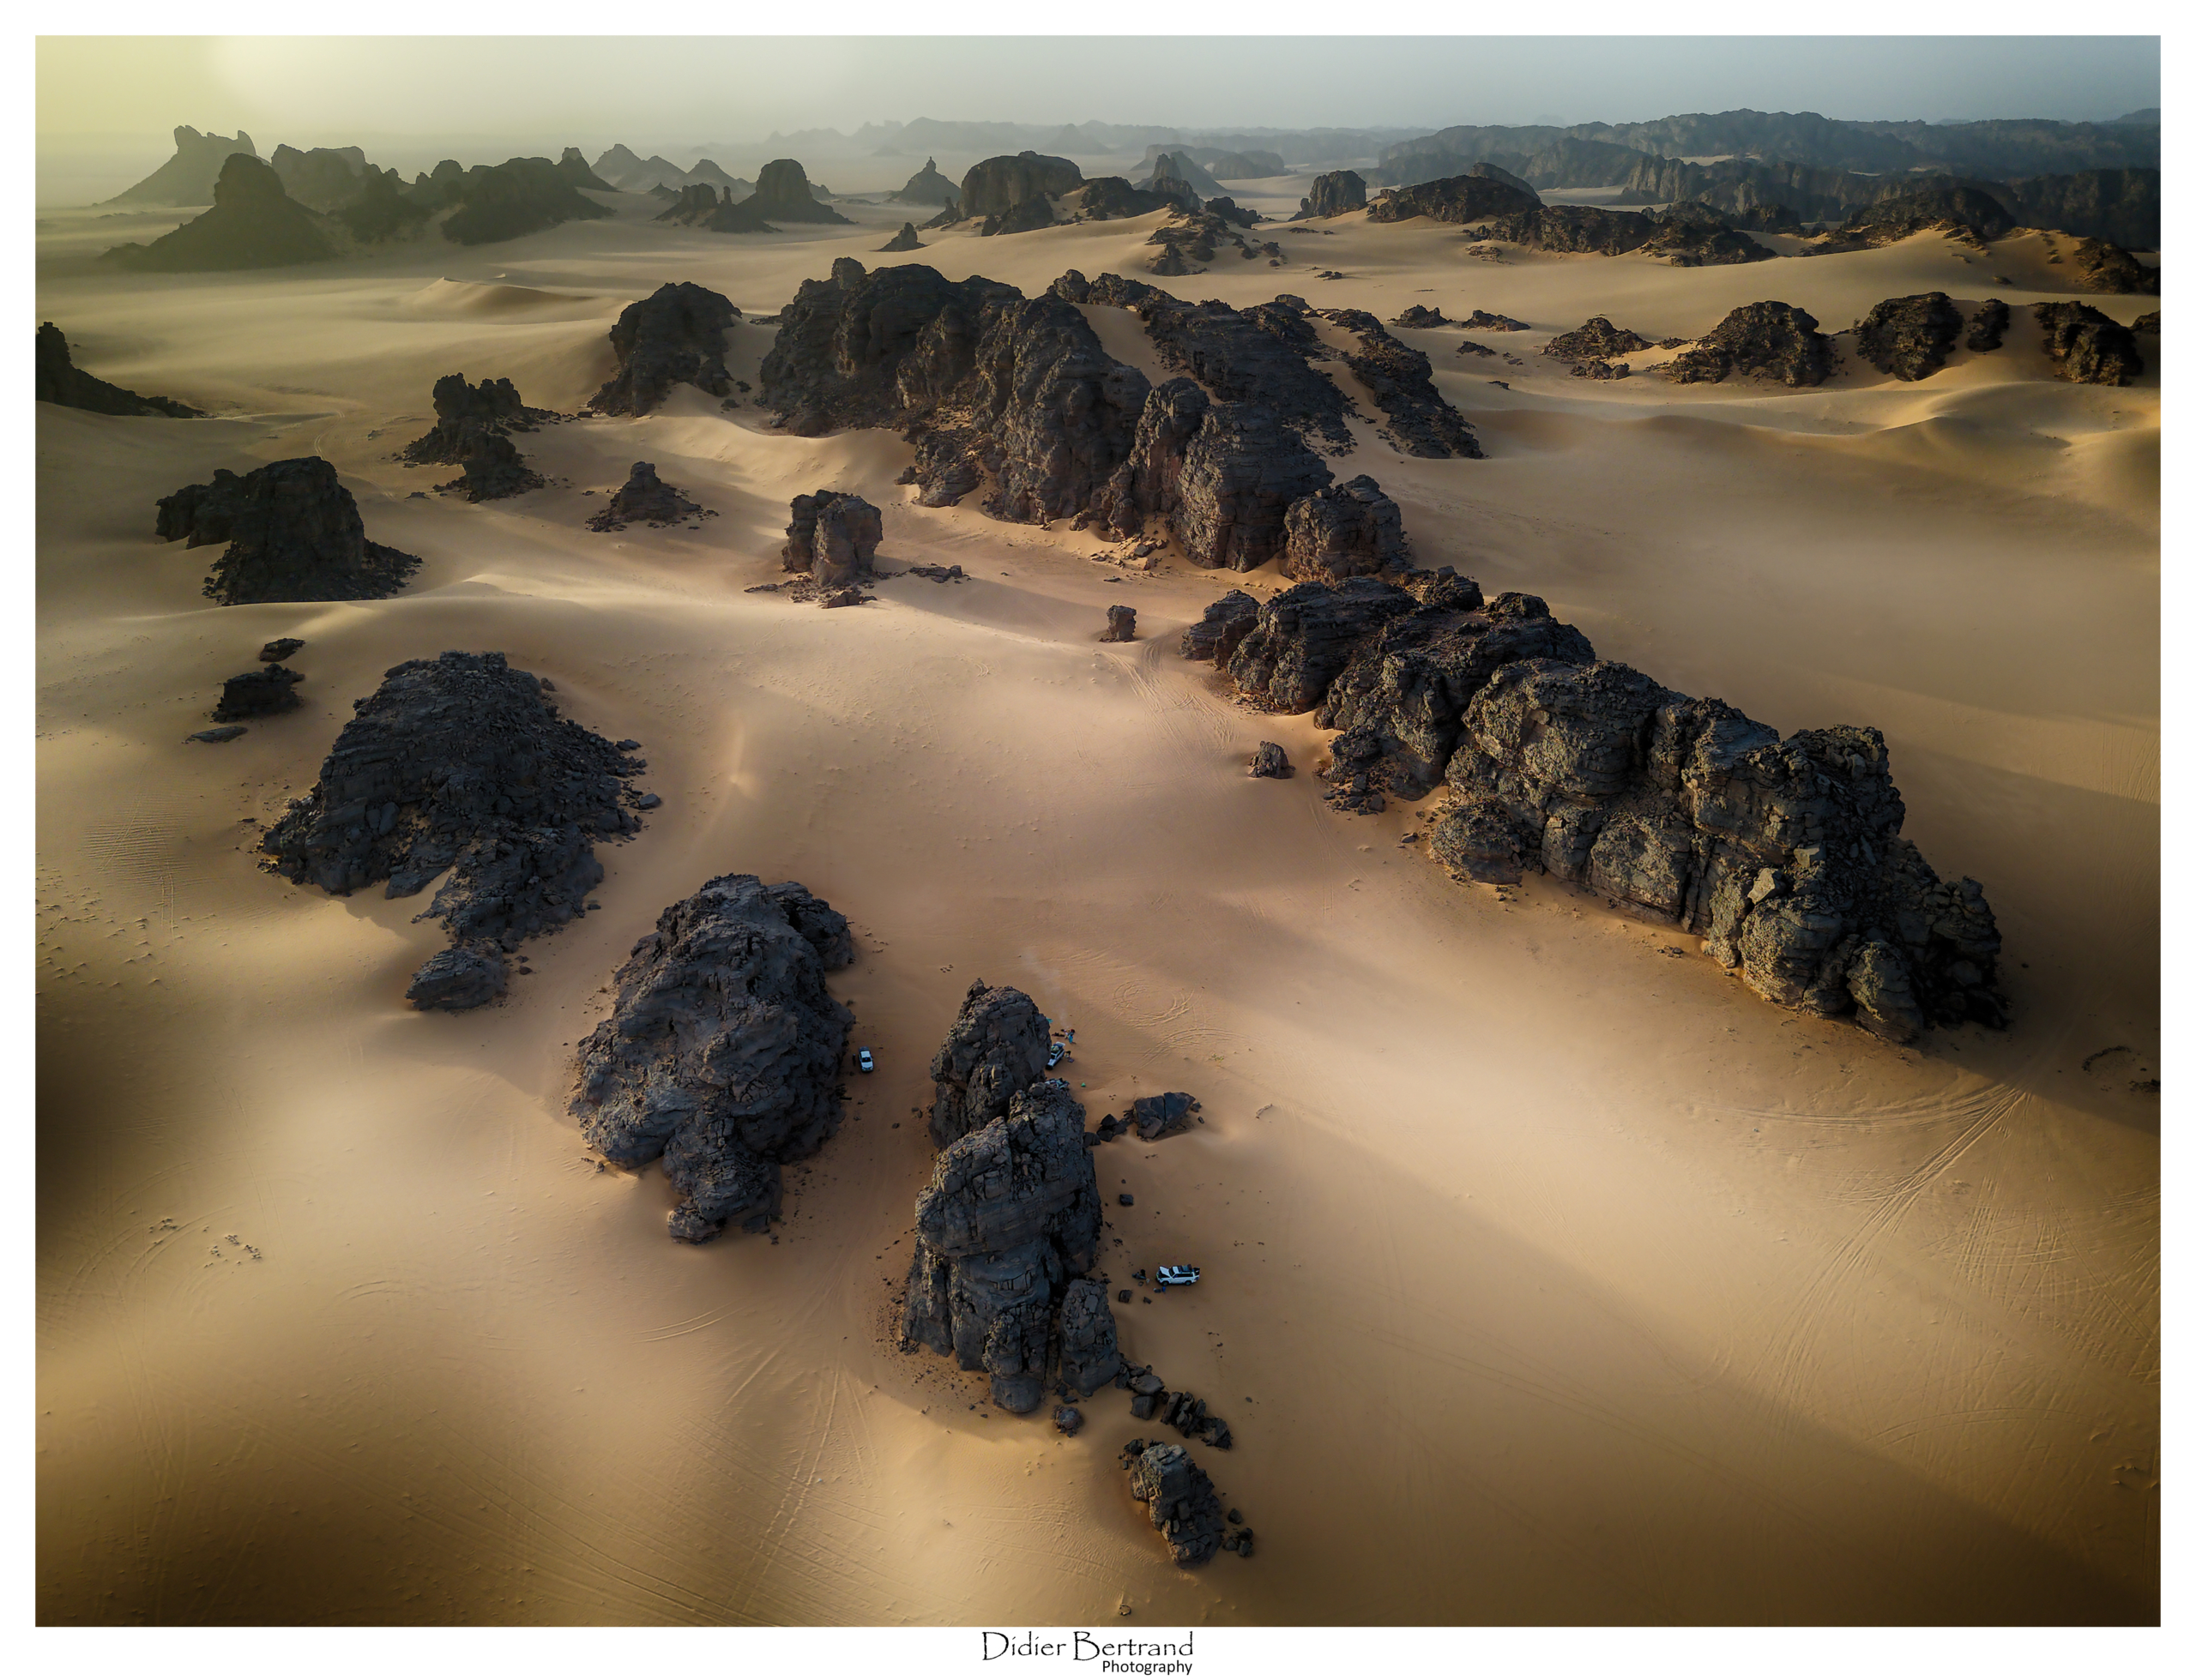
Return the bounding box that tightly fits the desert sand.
[35,176,2158,1624]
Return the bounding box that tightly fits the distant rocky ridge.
[410,155,614,246]
[102,154,335,271]
[589,145,751,198]
[572,874,855,1241]
[36,322,202,418]
[156,456,421,604]
[261,650,649,1009]
[103,125,258,206]
[589,281,741,414]
[654,183,779,233]
[1808,184,2015,253]
[890,157,959,206]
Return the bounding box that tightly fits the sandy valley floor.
[34,177,2159,1624]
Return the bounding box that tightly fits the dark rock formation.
[1318,308,1481,458]
[1641,202,1777,267]
[1572,358,1630,381]
[1664,302,1837,388]
[558,147,614,191]
[1101,605,1137,642]
[2002,167,2158,250]
[1129,1092,1199,1141]
[329,167,432,243]
[1280,476,1407,582]
[744,159,851,224]
[399,373,547,501]
[1072,178,1175,222]
[1224,577,1421,715]
[879,222,923,252]
[1813,185,2015,252]
[1125,1442,1227,1564]
[260,651,646,1005]
[1204,197,1258,229]
[1053,1406,1083,1436]
[1299,170,1367,219]
[2133,310,2159,335]
[1142,152,1222,201]
[928,980,1053,1149]
[257,637,305,663]
[1113,381,1335,571]
[891,157,958,207]
[1180,589,1261,664]
[1435,658,2005,1040]
[213,665,302,721]
[1460,310,1529,331]
[980,196,1058,237]
[104,125,258,206]
[413,156,616,246]
[1250,741,1292,778]
[900,1079,1102,1412]
[188,726,248,744]
[1157,1388,1233,1450]
[1366,173,1539,226]
[586,462,707,531]
[268,143,370,212]
[157,457,421,605]
[2072,239,2159,295]
[589,282,740,414]
[959,152,1083,219]
[655,183,779,233]
[781,491,882,584]
[1482,204,1656,256]
[405,947,507,1011]
[1854,293,1964,382]
[36,322,202,417]
[2032,302,2144,386]
[1544,316,1653,362]
[1056,1278,1123,1394]
[1966,299,2012,352]
[101,154,334,272]
[571,874,854,1241]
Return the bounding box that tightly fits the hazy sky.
[36,34,2162,152]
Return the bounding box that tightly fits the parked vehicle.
[1047,1042,1066,1069]
[1156,1265,1199,1286]
[857,1048,875,1074]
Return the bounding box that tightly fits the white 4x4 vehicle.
[1155,1266,1199,1286]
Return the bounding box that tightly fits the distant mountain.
[103,125,258,206]
[101,154,334,271]
[268,144,371,213]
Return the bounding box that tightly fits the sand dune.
[35,185,2157,1624]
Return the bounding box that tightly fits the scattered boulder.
[2032,301,2143,386]
[1544,316,1652,362]
[1125,1442,1228,1565]
[746,158,851,224]
[1101,604,1138,642]
[1129,1092,1199,1141]
[891,157,959,207]
[570,874,855,1240]
[1460,310,1529,332]
[782,491,883,585]
[187,726,248,744]
[928,979,1053,1149]
[1663,302,1837,388]
[157,456,421,605]
[405,947,508,1011]
[1053,1406,1083,1436]
[588,281,740,415]
[1250,741,1292,779]
[960,152,1083,219]
[1965,298,2012,352]
[1298,171,1367,219]
[101,153,335,272]
[1280,476,1407,583]
[260,651,647,1005]
[586,461,708,531]
[256,637,305,663]
[1854,293,1964,381]
[1391,304,1447,328]
[212,665,302,721]
[36,323,202,417]
[879,222,923,252]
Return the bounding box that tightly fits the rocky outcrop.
[212,665,303,721]
[1072,178,1176,221]
[586,462,709,530]
[1113,381,1336,571]
[268,144,369,212]
[2072,239,2159,295]
[1965,298,2012,352]
[900,1079,1102,1412]
[409,155,616,246]
[1101,605,1138,642]
[1481,204,1655,256]
[960,152,1083,218]
[654,184,778,234]
[1460,310,1529,331]
[1279,476,1407,582]
[570,874,854,1241]
[890,157,958,207]
[1366,173,1539,226]
[558,148,614,191]
[1853,293,1964,381]
[104,125,257,206]
[36,322,202,417]
[1125,1442,1228,1564]
[1544,316,1653,361]
[589,281,739,414]
[1392,305,1447,328]
[1318,308,1481,458]
[101,154,335,272]
[405,948,508,1010]
[1251,741,1292,778]
[1142,151,1221,201]
[1572,358,1630,381]
[400,373,548,500]
[879,222,923,252]
[1663,302,1837,388]
[1055,1278,1123,1394]
[746,159,851,224]
[261,650,648,1005]
[2133,310,2159,336]
[1223,577,1421,714]
[2002,167,2157,250]
[927,980,1053,1149]
[2032,302,2144,386]
[980,196,1057,237]
[327,167,432,243]
[1812,185,2015,252]
[781,491,882,584]
[157,457,421,604]
[1128,1092,1200,1141]
[1298,170,1367,219]
[1640,202,1777,267]
[1433,658,2005,1040]
[1180,590,1261,664]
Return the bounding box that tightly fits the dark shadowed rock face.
[1544,317,1653,361]
[1392,304,1446,328]
[1113,381,1335,571]
[1180,589,1261,664]
[2133,311,2158,336]
[571,874,855,1242]
[1131,1092,1199,1141]
[1318,309,1482,458]
[1101,605,1138,642]
[960,152,1083,218]
[213,665,303,721]
[1460,310,1529,332]
[1483,204,1655,256]
[980,196,1058,237]
[891,158,958,206]
[1127,1442,1228,1564]
[36,323,202,417]
[879,222,922,252]
[1638,202,1777,266]
[400,373,547,500]
[2072,239,2159,296]
[654,184,778,234]
[1226,577,1420,714]
[1437,658,2005,1041]
[1056,1278,1122,1394]
[1844,185,2016,246]
[901,1079,1102,1412]
[587,462,707,530]
[260,651,648,1006]
[1854,293,1964,381]
[2032,302,2143,386]
[406,948,507,1010]
[1300,170,1366,219]
[782,491,882,585]
[928,980,1053,1149]
[101,153,334,272]
[268,143,368,212]
[589,282,741,415]
[1250,741,1292,778]
[1965,299,2012,352]
[1073,178,1175,222]
[1367,173,1539,226]
[422,156,616,246]
[157,457,421,605]
[748,159,851,224]
[558,147,613,191]
[1664,302,1837,388]
[1280,475,1407,582]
